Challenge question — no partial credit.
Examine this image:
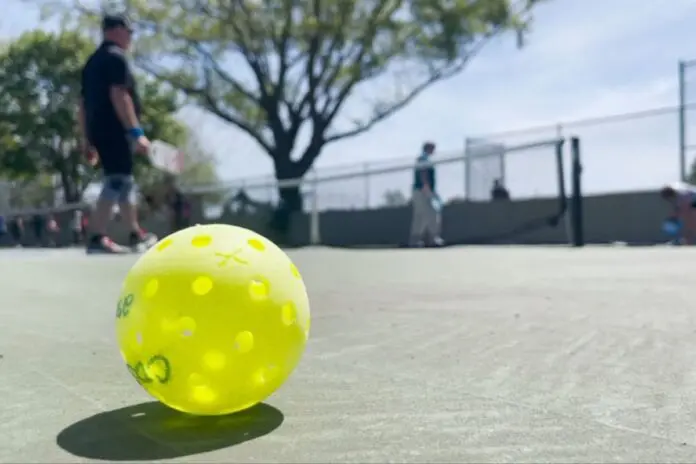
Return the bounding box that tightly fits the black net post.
[570,136,584,247]
[555,139,567,216]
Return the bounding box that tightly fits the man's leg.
[87,176,130,254]
[425,199,444,246]
[115,176,158,251]
[410,190,428,246]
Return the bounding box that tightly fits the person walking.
[409,141,445,247]
[78,13,157,254]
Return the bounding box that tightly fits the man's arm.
[105,52,140,131]
[109,86,140,130]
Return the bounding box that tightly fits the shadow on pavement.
[56,401,284,461]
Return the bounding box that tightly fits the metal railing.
[194,102,696,203]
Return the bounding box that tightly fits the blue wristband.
[128,127,145,138]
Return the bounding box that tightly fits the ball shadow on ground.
[56,401,284,461]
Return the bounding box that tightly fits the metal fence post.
[309,169,320,245]
[679,60,687,181]
[463,137,472,200]
[363,163,370,209]
[570,136,584,247]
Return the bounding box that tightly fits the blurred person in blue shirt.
[660,182,696,244]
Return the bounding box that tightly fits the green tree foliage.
[0,29,217,205]
[35,0,545,214]
[4,175,57,210]
[0,30,90,203]
[178,132,220,189]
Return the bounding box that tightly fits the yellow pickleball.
[115,224,310,416]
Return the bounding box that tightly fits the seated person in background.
[32,213,45,246]
[491,179,510,200]
[662,216,683,245]
[71,210,84,245]
[9,216,24,247]
[660,182,696,244]
[47,214,60,247]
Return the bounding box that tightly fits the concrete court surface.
[3,246,696,463]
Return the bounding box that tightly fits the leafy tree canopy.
[35,0,545,213]
[0,28,218,205]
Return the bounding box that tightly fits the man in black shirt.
[78,14,157,254]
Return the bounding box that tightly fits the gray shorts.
[99,174,136,204]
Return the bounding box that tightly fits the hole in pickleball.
[247,238,265,251]
[156,239,173,251]
[290,264,300,278]
[235,331,254,353]
[144,279,159,298]
[281,303,296,326]
[191,235,212,248]
[136,333,143,344]
[192,276,213,296]
[248,279,268,302]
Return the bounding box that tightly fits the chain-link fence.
[456,105,696,195]
[195,104,696,209]
[222,104,693,208]
[4,65,696,215]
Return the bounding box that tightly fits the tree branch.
[323,28,499,145]
[272,0,294,102]
[141,59,273,154]
[319,0,395,122]
[227,0,271,100]
[187,41,260,104]
[294,132,323,177]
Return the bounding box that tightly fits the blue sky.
[3,0,696,207]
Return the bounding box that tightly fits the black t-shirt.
[81,41,141,173]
